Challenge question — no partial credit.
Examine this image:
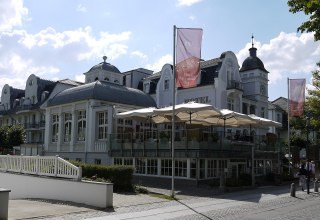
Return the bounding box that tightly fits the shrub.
[70,161,134,191]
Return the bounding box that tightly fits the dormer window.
[29,79,34,86]
[164,79,169,90]
[144,83,150,93]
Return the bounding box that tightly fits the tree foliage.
[288,0,320,41]
[0,125,25,154]
[305,62,320,129]
[7,125,25,148]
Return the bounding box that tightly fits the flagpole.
[171,25,176,198]
[287,77,291,175]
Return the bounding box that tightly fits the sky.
[0,0,319,102]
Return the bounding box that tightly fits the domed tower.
[240,36,269,118]
[83,56,123,84]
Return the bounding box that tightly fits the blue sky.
[0,0,319,101]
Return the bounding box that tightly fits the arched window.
[51,115,59,143]
[77,110,86,141]
[227,97,234,110]
[64,113,72,142]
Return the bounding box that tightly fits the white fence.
[0,155,82,180]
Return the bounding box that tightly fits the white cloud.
[177,0,203,7]
[131,50,147,59]
[145,54,173,72]
[75,74,85,83]
[76,4,87,12]
[237,32,320,84]
[0,26,131,92]
[0,0,28,31]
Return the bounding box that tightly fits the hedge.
[70,161,134,191]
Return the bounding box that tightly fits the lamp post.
[306,114,311,194]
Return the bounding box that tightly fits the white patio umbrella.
[194,109,257,136]
[248,114,282,128]
[117,107,170,124]
[153,101,221,124]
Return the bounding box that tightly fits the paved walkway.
[8,182,301,220]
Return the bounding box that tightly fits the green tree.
[288,0,320,40]
[0,126,8,147]
[0,125,25,154]
[7,124,25,148]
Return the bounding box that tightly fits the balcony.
[24,121,45,130]
[227,80,243,90]
[109,129,279,159]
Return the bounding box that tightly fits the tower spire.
[251,34,254,48]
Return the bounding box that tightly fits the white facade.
[0,47,282,181]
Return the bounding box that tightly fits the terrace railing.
[0,155,82,180]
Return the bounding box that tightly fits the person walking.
[298,164,307,191]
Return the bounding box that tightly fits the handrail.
[0,155,82,180]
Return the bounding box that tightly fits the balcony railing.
[109,129,280,158]
[24,121,45,130]
[227,80,243,90]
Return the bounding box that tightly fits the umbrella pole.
[224,118,226,138]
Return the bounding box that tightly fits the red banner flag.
[289,79,306,116]
[176,28,203,88]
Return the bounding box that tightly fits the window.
[76,158,82,162]
[261,107,265,118]
[190,159,197,179]
[114,79,120,84]
[51,114,59,142]
[260,85,265,95]
[114,158,122,165]
[135,158,146,174]
[144,83,150,93]
[277,113,281,122]
[227,97,234,110]
[77,110,86,141]
[94,159,102,165]
[64,113,72,142]
[123,158,133,165]
[161,159,172,176]
[254,159,264,176]
[175,159,187,177]
[164,79,169,90]
[104,77,109,81]
[147,159,158,175]
[207,159,218,178]
[98,112,108,140]
[95,77,99,81]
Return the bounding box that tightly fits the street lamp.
[306,113,311,194]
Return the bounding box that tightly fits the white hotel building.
[0,45,283,184]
